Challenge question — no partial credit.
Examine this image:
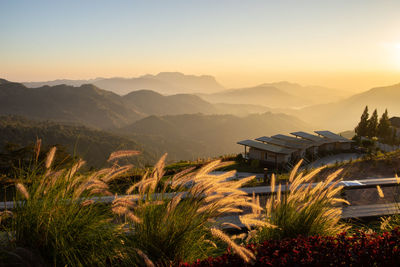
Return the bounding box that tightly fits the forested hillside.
[0,116,156,167]
[120,112,311,161]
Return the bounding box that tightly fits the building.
[256,136,306,160]
[291,131,336,152]
[271,134,318,156]
[237,139,295,166]
[314,130,353,150]
[238,130,354,167]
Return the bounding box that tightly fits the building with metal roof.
[237,139,296,166]
[238,130,354,168]
[314,131,353,143]
[271,134,315,147]
[256,136,304,149]
[314,130,353,150]
[271,134,319,155]
[256,136,307,160]
[291,131,330,144]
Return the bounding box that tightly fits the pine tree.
[378,109,392,143]
[355,106,369,137]
[367,109,379,138]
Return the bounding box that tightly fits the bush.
[184,228,400,266]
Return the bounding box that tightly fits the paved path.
[209,171,263,181]
[302,153,363,170]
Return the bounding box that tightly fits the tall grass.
[1,143,263,265]
[247,160,350,242]
[0,145,132,266]
[112,154,262,265]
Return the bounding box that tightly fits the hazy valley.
[1,73,400,166]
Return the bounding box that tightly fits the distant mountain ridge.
[199,82,349,109]
[122,90,218,115]
[24,72,225,95]
[0,79,272,129]
[295,83,400,131]
[0,80,144,129]
[120,112,312,160]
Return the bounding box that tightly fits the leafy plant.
[185,228,400,266]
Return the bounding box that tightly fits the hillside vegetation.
[120,112,311,161]
[0,116,156,167]
[0,80,144,129]
[1,79,275,129]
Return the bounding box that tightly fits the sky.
[1,0,400,91]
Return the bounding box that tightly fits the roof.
[290,131,332,144]
[256,136,307,150]
[237,139,296,155]
[271,134,316,147]
[314,130,353,143]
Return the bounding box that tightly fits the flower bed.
[183,228,400,266]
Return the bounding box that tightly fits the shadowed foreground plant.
[247,160,350,242]
[112,154,263,266]
[0,145,137,266]
[0,144,264,266]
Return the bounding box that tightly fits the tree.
[355,106,369,137]
[367,109,379,138]
[378,109,392,143]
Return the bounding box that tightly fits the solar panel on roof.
[256,136,306,149]
[290,131,333,144]
[271,134,316,147]
[314,131,353,142]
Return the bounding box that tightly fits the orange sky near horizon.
[1,1,400,92]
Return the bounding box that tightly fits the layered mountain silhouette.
[0,79,272,129]
[120,113,311,161]
[122,90,218,115]
[0,79,144,129]
[295,83,400,131]
[5,75,399,162]
[0,78,311,161]
[24,72,225,95]
[199,82,348,108]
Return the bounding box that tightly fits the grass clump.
[247,160,350,242]
[112,154,262,266]
[0,145,133,266]
[0,143,264,265]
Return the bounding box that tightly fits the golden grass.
[107,150,141,162]
[109,153,264,264]
[247,160,350,241]
[376,185,385,198]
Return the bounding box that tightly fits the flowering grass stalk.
[249,160,350,241]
